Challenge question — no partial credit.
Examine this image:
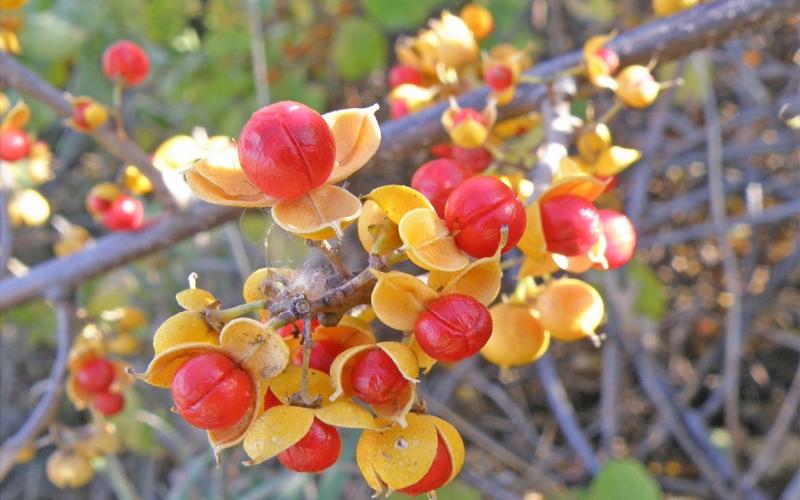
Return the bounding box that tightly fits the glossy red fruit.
[349,349,408,405]
[75,358,115,394]
[597,174,618,194]
[101,195,144,231]
[452,108,488,127]
[430,143,453,158]
[452,146,493,173]
[390,99,409,119]
[485,65,513,91]
[539,195,601,256]
[388,64,423,88]
[398,433,452,495]
[278,418,341,473]
[291,339,346,374]
[93,392,124,416]
[411,159,472,218]
[0,129,31,162]
[415,294,492,362]
[171,353,253,430]
[598,209,637,269]
[102,40,150,86]
[595,47,620,74]
[444,176,526,258]
[264,388,282,410]
[278,319,321,338]
[86,193,113,216]
[238,101,335,200]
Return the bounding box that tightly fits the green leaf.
[18,12,86,62]
[360,0,444,31]
[332,17,387,81]
[589,459,661,500]
[387,480,481,500]
[626,259,667,321]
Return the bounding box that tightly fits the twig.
[741,362,800,491]
[695,50,745,457]
[466,370,540,448]
[101,454,141,500]
[246,0,270,107]
[599,335,620,458]
[780,470,800,500]
[0,53,174,208]
[534,353,600,475]
[0,189,12,277]
[603,272,737,498]
[0,289,74,479]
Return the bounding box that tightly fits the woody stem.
[298,317,314,404]
[111,81,127,140]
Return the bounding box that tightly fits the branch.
[0,289,74,479]
[0,0,794,310]
[0,53,174,207]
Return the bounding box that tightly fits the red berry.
[452,108,488,127]
[349,349,408,406]
[75,358,115,394]
[238,101,335,200]
[598,209,637,269]
[171,353,254,430]
[291,339,346,374]
[415,294,492,362]
[0,129,31,162]
[278,418,341,473]
[444,176,526,258]
[595,47,620,75]
[388,64,423,88]
[86,194,113,216]
[397,433,452,495]
[485,65,513,91]
[101,195,144,231]
[411,159,472,218]
[539,195,601,256]
[93,392,124,416]
[278,319,320,338]
[390,99,409,119]
[452,146,493,173]
[430,143,453,158]
[597,174,618,194]
[264,388,282,410]
[102,40,150,86]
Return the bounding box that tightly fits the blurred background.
[0,0,798,499]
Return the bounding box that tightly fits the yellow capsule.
[7,189,50,227]
[653,0,699,17]
[123,165,153,195]
[481,303,549,368]
[577,123,613,163]
[15,444,36,464]
[459,4,493,40]
[107,333,140,356]
[46,449,94,489]
[616,65,660,109]
[534,278,604,342]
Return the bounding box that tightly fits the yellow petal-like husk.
[440,257,502,305]
[448,119,489,148]
[185,169,273,207]
[314,400,379,430]
[265,365,334,403]
[481,303,549,368]
[357,199,402,255]
[408,334,437,374]
[517,202,548,260]
[192,144,277,202]
[541,175,609,203]
[430,415,465,482]
[592,145,641,177]
[137,343,222,388]
[370,271,439,331]
[175,288,217,311]
[271,184,361,240]
[356,412,439,494]
[1,99,30,131]
[242,267,295,303]
[66,373,92,409]
[218,318,289,381]
[152,135,201,173]
[399,208,469,272]
[152,311,219,355]
[323,104,381,184]
[243,406,315,465]
[518,254,559,278]
[366,185,434,225]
